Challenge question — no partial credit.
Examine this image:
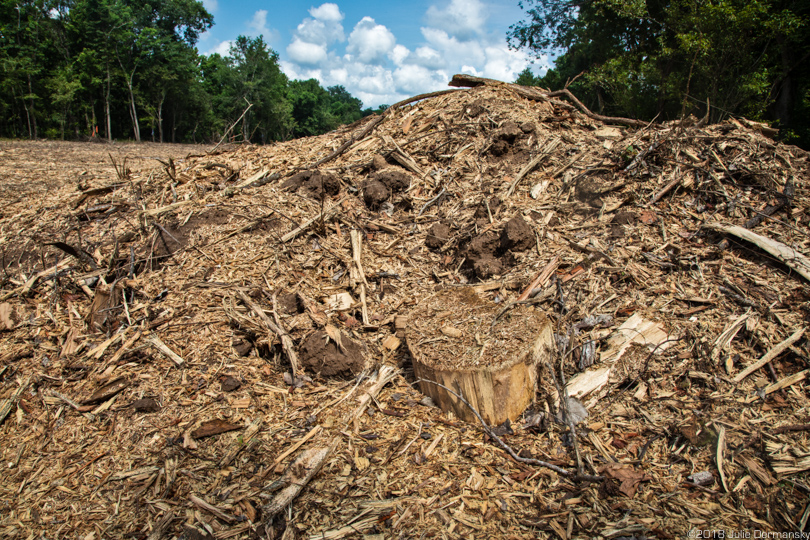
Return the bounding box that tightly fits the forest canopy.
[508,0,810,148]
[0,0,384,143]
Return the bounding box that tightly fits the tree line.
[509,0,809,149]
[0,0,384,143]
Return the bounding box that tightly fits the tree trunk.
[105,64,112,142]
[157,91,165,143]
[120,62,141,142]
[125,77,141,142]
[27,74,37,139]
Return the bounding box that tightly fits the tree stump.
[406,288,554,426]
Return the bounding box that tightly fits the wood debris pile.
[1,77,809,539]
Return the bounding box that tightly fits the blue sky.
[197,0,549,108]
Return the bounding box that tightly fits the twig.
[0,376,31,426]
[733,327,805,383]
[417,188,446,217]
[281,196,347,243]
[416,378,602,482]
[236,290,300,374]
[544,361,584,476]
[210,100,253,153]
[505,138,562,199]
[517,255,560,301]
[349,230,369,325]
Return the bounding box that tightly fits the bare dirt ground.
[1,80,809,540]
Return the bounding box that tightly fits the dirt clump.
[500,215,534,252]
[220,376,242,392]
[495,121,522,142]
[363,179,390,209]
[519,122,536,133]
[462,232,505,279]
[425,222,451,249]
[372,169,411,192]
[299,330,365,378]
[612,211,637,224]
[371,155,388,170]
[131,398,160,413]
[489,140,510,156]
[276,292,302,315]
[282,170,341,199]
[463,99,486,117]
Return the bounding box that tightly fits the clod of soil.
[500,215,535,252]
[372,169,411,192]
[299,330,365,378]
[131,398,160,413]
[371,155,388,170]
[464,99,486,117]
[277,292,302,315]
[363,179,390,209]
[612,212,637,224]
[282,171,341,199]
[463,232,505,279]
[425,222,451,249]
[232,339,253,357]
[495,121,522,142]
[519,122,536,133]
[221,376,242,392]
[490,140,509,156]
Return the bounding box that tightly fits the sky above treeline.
[198,0,549,108]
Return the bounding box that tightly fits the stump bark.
[406,288,554,425]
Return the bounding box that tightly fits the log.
[406,288,554,425]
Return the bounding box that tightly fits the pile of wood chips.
[1,76,809,540]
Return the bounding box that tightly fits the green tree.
[229,35,292,142]
[509,0,810,146]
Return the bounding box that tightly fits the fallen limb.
[706,223,810,282]
[417,378,603,482]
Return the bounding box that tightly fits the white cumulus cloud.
[247,10,279,42]
[202,0,218,14]
[205,40,233,57]
[389,44,410,66]
[393,64,448,94]
[295,4,345,46]
[347,17,396,64]
[425,0,487,40]
[287,38,328,65]
[309,3,343,22]
[278,1,540,108]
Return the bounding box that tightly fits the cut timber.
[406,288,554,425]
[566,313,671,401]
